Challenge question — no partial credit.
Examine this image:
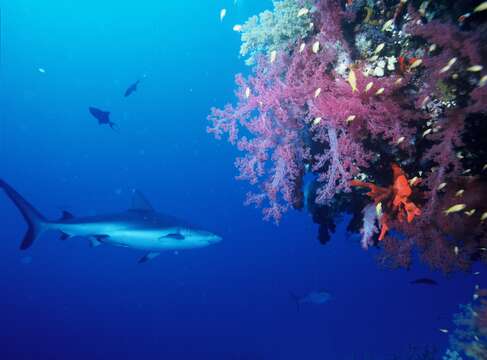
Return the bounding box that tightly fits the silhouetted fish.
[290,289,331,311]
[124,80,140,97]
[88,107,117,131]
[410,278,438,286]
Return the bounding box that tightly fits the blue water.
[1,1,486,359]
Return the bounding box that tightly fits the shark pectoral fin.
[138,252,160,263]
[89,238,102,248]
[161,233,185,240]
[89,234,109,248]
[60,232,70,240]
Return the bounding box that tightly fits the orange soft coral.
[351,163,421,241]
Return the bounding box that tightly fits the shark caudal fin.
[0,179,48,249]
[289,292,300,312]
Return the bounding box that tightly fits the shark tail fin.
[289,292,300,312]
[109,122,119,132]
[0,179,49,250]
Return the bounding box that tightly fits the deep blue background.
[1,1,485,359]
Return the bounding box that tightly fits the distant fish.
[290,290,331,311]
[38,67,46,74]
[88,107,118,131]
[220,8,226,21]
[124,79,141,97]
[410,278,438,286]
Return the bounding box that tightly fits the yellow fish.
[419,1,430,16]
[314,88,322,98]
[444,204,466,215]
[312,41,320,54]
[410,59,423,69]
[374,43,385,54]
[479,75,487,87]
[455,189,464,197]
[270,50,277,63]
[375,87,385,95]
[465,209,476,216]
[245,87,251,98]
[346,115,356,123]
[297,7,309,17]
[376,202,383,218]
[396,136,405,144]
[474,2,487,12]
[437,182,447,190]
[382,19,394,32]
[481,211,487,222]
[467,65,483,72]
[365,81,373,93]
[348,68,357,92]
[409,176,419,186]
[439,57,457,73]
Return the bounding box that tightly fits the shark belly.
[56,222,212,251]
[57,222,119,237]
[106,229,210,251]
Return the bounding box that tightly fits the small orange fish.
[398,56,411,74]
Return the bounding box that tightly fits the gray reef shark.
[289,290,332,311]
[89,106,118,131]
[0,179,222,263]
[124,79,140,97]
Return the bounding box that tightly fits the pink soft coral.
[209,0,487,272]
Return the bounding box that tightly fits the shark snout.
[208,234,222,244]
[197,230,222,244]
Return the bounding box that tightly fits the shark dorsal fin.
[60,210,74,220]
[131,190,154,212]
